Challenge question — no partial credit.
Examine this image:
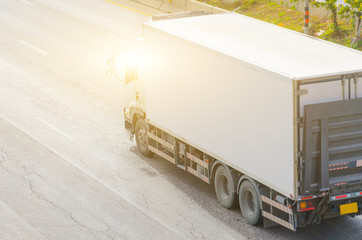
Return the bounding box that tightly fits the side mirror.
[125,60,137,84]
[106,47,138,83]
[106,47,126,81]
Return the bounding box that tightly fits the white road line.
[21,0,33,5]
[18,40,47,56]
[1,116,185,239]
[35,117,73,141]
[0,199,50,240]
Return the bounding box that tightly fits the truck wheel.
[135,118,152,156]
[214,165,236,209]
[239,180,261,225]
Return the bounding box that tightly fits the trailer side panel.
[141,27,295,197]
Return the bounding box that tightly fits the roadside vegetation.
[201,0,362,50]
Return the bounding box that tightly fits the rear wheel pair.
[214,165,261,225]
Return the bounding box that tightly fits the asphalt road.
[0,0,361,239]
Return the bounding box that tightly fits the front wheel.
[135,118,152,156]
[239,180,261,225]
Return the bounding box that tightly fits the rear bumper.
[324,193,362,219]
[330,191,362,201]
[296,191,362,227]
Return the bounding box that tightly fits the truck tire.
[239,180,261,225]
[135,118,152,156]
[214,165,237,209]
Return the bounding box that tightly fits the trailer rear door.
[300,77,362,195]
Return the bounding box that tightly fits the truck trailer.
[114,12,362,230]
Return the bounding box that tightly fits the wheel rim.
[219,175,231,200]
[137,126,147,149]
[243,190,255,216]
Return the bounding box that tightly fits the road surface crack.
[23,165,46,181]
[27,180,115,240]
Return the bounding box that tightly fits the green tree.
[313,0,342,34]
[339,0,362,46]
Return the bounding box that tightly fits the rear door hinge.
[295,89,308,96]
[296,117,304,128]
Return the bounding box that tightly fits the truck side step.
[261,196,293,214]
[187,166,209,184]
[186,152,209,169]
[148,132,174,150]
[148,145,176,164]
[148,125,211,184]
[262,211,295,231]
[261,195,296,231]
[185,150,210,183]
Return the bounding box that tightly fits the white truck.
[111,12,362,231]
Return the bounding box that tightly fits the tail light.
[298,200,315,212]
